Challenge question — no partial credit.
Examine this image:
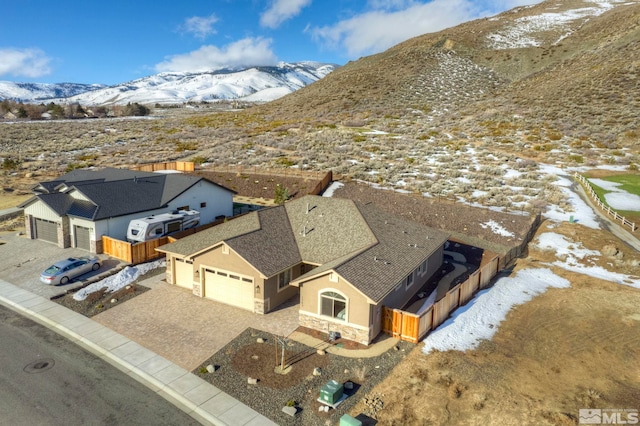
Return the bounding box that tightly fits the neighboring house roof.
[32,168,158,194]
[158,194,449,302]
[20,167,235,220]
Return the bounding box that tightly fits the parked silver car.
[40,256,101,285]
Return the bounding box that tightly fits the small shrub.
[353,365,368,382]
[174,141,198,152]
[275,157,295,167]
[1,157,21,171]
[190,155,208,165]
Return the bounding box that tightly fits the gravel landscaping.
[52,268,163,317]
[193,327,413,425]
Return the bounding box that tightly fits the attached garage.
[174,258,194,289]
[203,268,254,311]
[74,225,91,251]
[35,218,58,244]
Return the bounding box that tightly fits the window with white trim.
[320,291,347,321]
[418,260,427,275]
[278,268,291,290]
[406,272,414,289]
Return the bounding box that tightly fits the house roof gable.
[160,194,449,303]
[28,168,234,220]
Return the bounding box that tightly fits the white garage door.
[204,268,254,311]
[35,218,58,244]
[174,258,194,289]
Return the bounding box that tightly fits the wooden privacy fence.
[101,218,225,264]
[102,235,168,264]
[382,257,496,344]
[574,173,636,232]
[131,161,195,173]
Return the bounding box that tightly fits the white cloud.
[155,37,278,73]
[261,0,312,29]
[309,0,538,58]
[181,14,219,39]
[0,48,52,78]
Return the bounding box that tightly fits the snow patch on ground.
[534,232,600,260]
[487,1,618,49]
[588,178,640,211]
[480,220,514,237]
[422,268,571,354]
[322,181,344,197]
[542,172,601,229]
[73,259,166,301]
[534,232,640,288]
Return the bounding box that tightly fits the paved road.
[0,304,200,426]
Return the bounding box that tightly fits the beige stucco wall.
[168,243,300,314]
[297,272,372,329]
[261,263,302,313]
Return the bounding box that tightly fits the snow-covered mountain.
[0,82,107,103]
[0,62,338,106]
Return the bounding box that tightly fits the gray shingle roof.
[333,203,449,302]
[285,196,376,264]
[227,206,301,277]
[26,168,234,220]
[159,194,449,302]
[156,213,262,256]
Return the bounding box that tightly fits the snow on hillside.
[487,0,630,49]
[4,61,337,106]
[0,81,105,102]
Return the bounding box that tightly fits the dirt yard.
[347,221,640,425]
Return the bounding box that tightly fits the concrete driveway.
[0,232,124,299]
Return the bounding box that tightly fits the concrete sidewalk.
[0,279,276,426]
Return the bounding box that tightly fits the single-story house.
[156,194,449,345]
[20,167,235,253]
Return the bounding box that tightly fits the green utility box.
[319,380,344,405]
[339,414,362,426]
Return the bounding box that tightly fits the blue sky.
[0,0,535,85]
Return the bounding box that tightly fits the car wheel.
[92,263,100,271]
[60,276,69,285]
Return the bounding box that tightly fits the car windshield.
[44,265,62,274]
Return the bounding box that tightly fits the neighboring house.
[20,167,235,253]
[157,194,449,345]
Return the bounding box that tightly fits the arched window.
[320,291,347,321]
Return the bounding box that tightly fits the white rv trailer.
[126,210,200,243]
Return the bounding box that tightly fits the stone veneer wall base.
[299,312,371,345]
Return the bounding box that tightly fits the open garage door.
[35,218,58,244]
[204,268,254,311]
[74,225,91,251]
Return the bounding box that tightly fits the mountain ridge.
[0,61,338,106]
